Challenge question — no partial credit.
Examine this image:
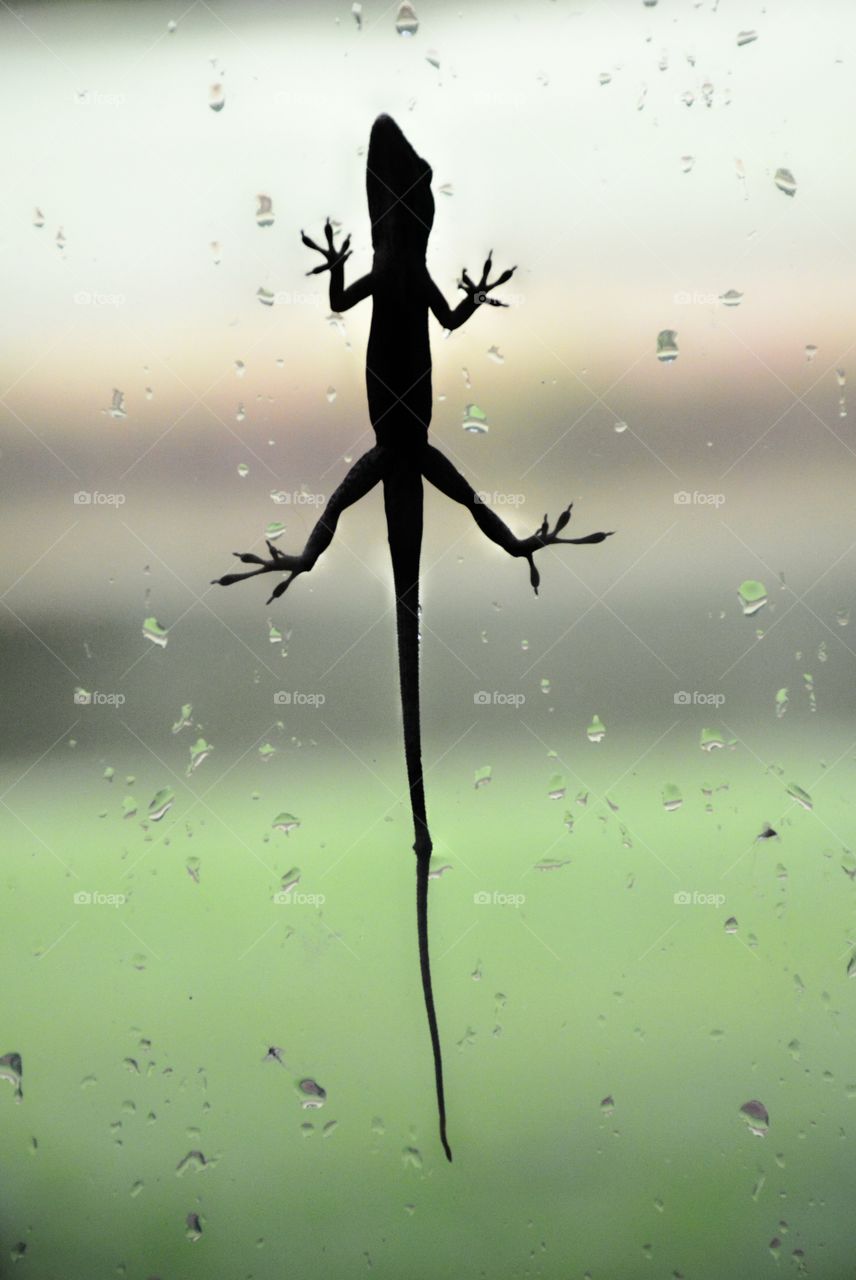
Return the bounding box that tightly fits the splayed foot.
[515,504,614,594]
[211,541,309,604]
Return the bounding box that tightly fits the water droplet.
[326,385,337,403]
[535,858,570,872]
[257,286,275,307]
[739,1099,770,1137]
[33,207,45,228]
[599,72,612,87]
[209,240,222,264]
[272,813,300,835]
[662,783,683,812]
[298,1078,327,1108]
[613,420,628,433]
[656,330,679,364]
[756,824,778,841]
[474,765,492,789]
[237,462,249,478]
[600,1094,615,1116]
[172,703,193,734]
[426,49,441,70]
[402,1145,423,1168]
[122,796,137,819]
[234,359,246,378]
[700,728,724,752]
[462,403,489,433]
[148,788,174,822]
[186,738,213,777]
[265,522,285,540]
[774,168,796,197]
[108,388,127,420]
[487,345,504,364]
[738,579,767,616]
[775,688,788,719]
[680,155,695,173]
[540,677,551,695]
[142,616,169,648]
[209,83,225,112]
[256,194,274,228]
[547,773,566,801]
[186,1212,203,1241]
[737,30,758,46]
[847,953,856,979]
[836,607,850,627]
[786,782,812,811]
[587,715,606,743]
[176,1149,208,1175]
[395,2,418,36]
[56,227,66,251]
[724,916,738,934]
[0,1053,23,1101]
[351,2,362,29]
[805,343,818,362]
[719,289,743,307]
[186,856,201,883]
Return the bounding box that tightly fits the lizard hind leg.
[212,444,390,602]
[420,444,613,595]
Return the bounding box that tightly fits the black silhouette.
[214,114,613,1162]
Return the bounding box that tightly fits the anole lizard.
[214,114,613,1162]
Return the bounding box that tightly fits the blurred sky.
[1,0,855,748]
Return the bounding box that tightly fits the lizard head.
[367,114,434,256]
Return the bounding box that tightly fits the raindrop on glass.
[739,1099,770,1137]
[738,580,767,616]
[142,617,168,648]
[587,715,606,743]
[256,194,274,228]
[462,403,489,434]
[395,2,418,36]
[774,168,796,197]
[662,783,683,812]
[272,813,300,835]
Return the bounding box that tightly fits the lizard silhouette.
[213,113,613,1162]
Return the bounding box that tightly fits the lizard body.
[215,114,613,1163]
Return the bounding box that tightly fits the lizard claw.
[302,218,352,275]
[516,504,614,594]
[458,254,517,307]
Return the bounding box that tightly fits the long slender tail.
[382,460,452,1163]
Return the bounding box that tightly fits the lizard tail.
[383,461,452,1163]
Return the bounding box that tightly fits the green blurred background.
[2,0,855,1277]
